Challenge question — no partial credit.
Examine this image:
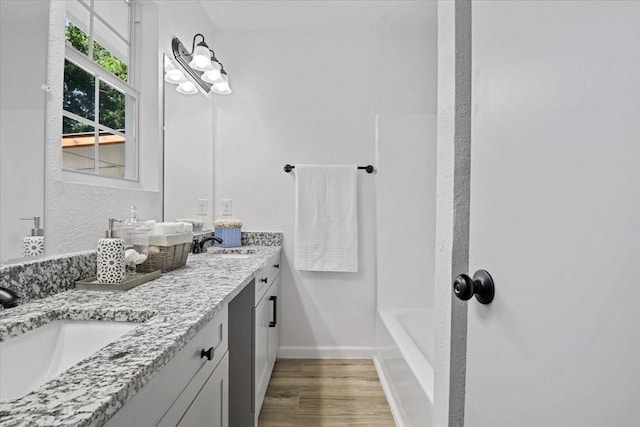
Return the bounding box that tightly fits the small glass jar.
[118,207,152,272]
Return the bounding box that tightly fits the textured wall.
[433,1,471,426]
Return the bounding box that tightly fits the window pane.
[63,116,93,134]
[97,130,126,178]
[62,117,95,173]
[99,80,125,131]
[65,20,89,56]
[93,40,128,82]
[93,17,128,66]
[63,59,95,120]
[66,0,90,39]
[94,1,129,40]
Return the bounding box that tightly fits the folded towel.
[294,165,358,272]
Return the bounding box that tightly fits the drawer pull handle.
[200,346,214,361]
[261,278,268,283]
[269,295,277,328]
[273,264,279,268]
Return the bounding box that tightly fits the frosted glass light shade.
[189,44,212,71]
[212,73,231,95]
[176,81,198,95]
[164,68,187,84]
[202,62,223,84]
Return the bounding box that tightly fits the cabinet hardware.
[260,278,268,283]
[269,296,277,327]
[200,346,214,361]
[273,264,279,269]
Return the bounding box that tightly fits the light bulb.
[202,62,223,84]
[212,73,231,95]
[176,81,198,95]
[189,44,212,71]
[164,69,186,84]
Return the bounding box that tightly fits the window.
[62,0,138,180]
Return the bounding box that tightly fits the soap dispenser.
[97,218,125,284]
[20,216,45,257]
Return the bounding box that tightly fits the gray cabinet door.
[177,353,229,427]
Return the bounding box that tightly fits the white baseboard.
[278,346,376,359]
[373,355,406,427]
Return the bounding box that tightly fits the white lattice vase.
[23,236,45,257]
[97,238,126,284]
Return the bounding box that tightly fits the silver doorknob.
[453,270,495,304]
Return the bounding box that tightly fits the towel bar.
[283,164,375,174]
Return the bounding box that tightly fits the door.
[464,1,640,426]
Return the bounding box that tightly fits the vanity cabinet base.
[105,305,228,427]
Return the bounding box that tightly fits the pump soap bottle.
[20,216,45,257]
[97,218,125,284]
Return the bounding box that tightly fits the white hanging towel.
[294,165,358,272]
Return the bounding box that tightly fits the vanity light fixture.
[201,61,223,84]
[212,70,232,95]
[171,33,232,96]
[189,37,213,71]
[164,61,187,85]
[176,81,198,95]
[164,56,188,87]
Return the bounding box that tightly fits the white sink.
[0,320,139,401]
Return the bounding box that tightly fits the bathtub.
[376,308,434,427]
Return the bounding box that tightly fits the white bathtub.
[376,308,434,427]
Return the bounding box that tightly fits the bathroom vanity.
[0,242,281,427]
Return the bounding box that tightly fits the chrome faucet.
[0,287,20,309]
[192,235,224,254]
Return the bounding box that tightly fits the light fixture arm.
[208,49,226,73]
[186,33,207,56]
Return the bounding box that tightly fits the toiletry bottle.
[20,216,45,257]
[97,218,125,284]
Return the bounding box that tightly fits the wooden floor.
[258,359,396,427]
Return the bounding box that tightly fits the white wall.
[160,1,218,228]
[376,113,437,311]
[212,25,436,356]
[0,1,48,262]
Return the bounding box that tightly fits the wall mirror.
[162,53,215,230]
[0,0,162,265]
[0,1,48,264]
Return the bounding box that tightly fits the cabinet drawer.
[105,305,228,427]
[255,252,281,304]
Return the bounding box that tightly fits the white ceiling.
[199,0,437,32]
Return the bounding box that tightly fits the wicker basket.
[136,233,192,273]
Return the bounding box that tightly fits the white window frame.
[62,0,140,182]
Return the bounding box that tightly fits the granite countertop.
[0,245,281,427]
